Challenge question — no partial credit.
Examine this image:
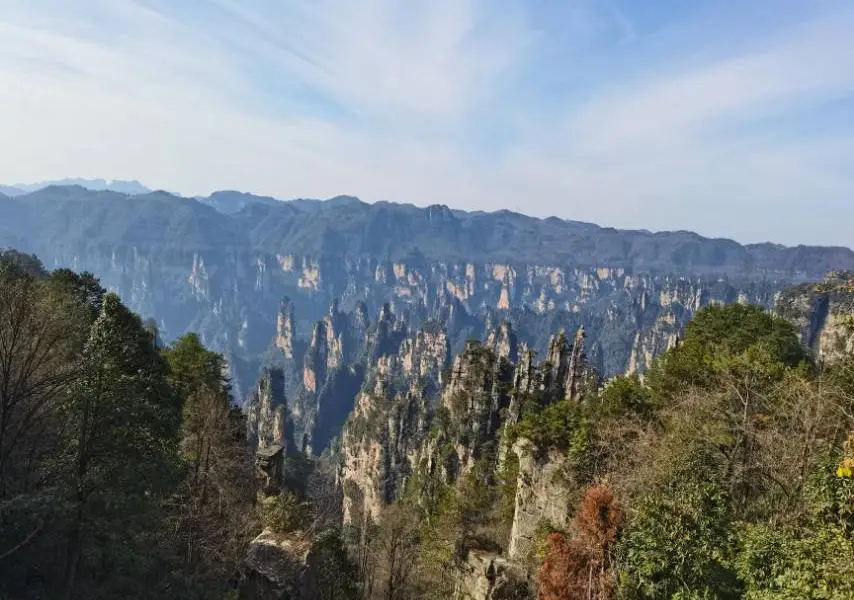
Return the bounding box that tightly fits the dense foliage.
[2,247,853,600]
[350,301,852,600]
[606,304,853,600]
[0,251,260,598]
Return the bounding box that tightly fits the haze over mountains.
[2,181,852,272]
[0,178,151,197]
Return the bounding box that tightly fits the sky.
[0,0,853,247]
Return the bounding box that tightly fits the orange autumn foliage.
[537,484,623,600]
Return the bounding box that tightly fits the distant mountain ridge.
[0,185,24,197]
[1,184,852,277]
[3,178,151,195]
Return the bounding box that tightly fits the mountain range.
[0,178,151,197]
[1,182,852,418]
[2,183,852,274]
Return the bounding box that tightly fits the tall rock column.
[441,340,514,476]
[565,326,597,402]
[245,367,288,451]
[275,297,295,360]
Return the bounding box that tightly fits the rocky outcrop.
[507,441,574,563]
[540,327,598,404]
[441,340,515,475]
[339,326,450,525]
[238,530,318,600]
[627,312,680,374]
[486,321,518,363]
[339,320,599,549]
[245,367,288,453]
[775,271,854,364]
[565,327,597,402]
[454,551,530,600]
[340,381,430,526]
[275,298,295,360]
[286,299,407,455]
[302,322,328,396]
[363,302,409,362]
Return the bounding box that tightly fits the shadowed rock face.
[454,551,531,600]
[775,271,854,364]
[239,530,318,600]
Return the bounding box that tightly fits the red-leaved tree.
[537,484,622,600]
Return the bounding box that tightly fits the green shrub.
[617,481,741,600]
[256,491,310,533]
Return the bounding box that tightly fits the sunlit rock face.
[238,530,319,600]
[338,324,450,526]
[507,441,574,563]
[245,367,287,453]
[453,550,530,600]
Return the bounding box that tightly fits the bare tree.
[0,274,81,500]
[370,503,421,600]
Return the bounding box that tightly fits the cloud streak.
[0,0,852,246]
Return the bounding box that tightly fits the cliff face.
[245,367,288,452]
[7,233,795,407]
[336,320,600,600]
[2,186,831,403]
[337,314,597,520]
[775,272,854,364]
[453,551,529,600]
[440,340,515,477]
[339,326,449,525]
[507,442,573,563]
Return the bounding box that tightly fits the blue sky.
[0,0,852,246]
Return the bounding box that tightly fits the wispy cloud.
[565,11,854,155]
[204,0,534,119]
[0,0,852,246]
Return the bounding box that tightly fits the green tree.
[0,249,47,278]
[163,333,231,486]
[47,268,105,318]
[0,266,87,500]
[618,481,741,600]
[161,333,257,595]
[59,293,182,599]
[734,445,854,600]
[646,303,808,403]
[735,524,854,600]
[596,374,652,418]
[313,527,359,600]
